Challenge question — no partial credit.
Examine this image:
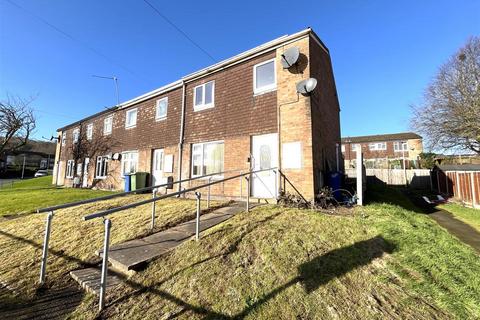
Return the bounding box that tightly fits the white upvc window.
[253,58,276,95]
[351,144,360,152]
[368,142,387,151]
[66,160,75,178]
[104,116,113,135]
[394,141,408,152]
[72,128,80,144]
[156,97,168,120]
[193,81,215,111]
[191,141,224,177]
[125,108,137,128]
[61,133,66,146]
[121,151,138,176]
[95,156,108,178]
[341,145,345,152]
[86,123,93,140]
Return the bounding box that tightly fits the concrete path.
[71,202,248,294]
[428,210,480,253]
[405,192,480,254]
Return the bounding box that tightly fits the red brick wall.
[310,35,342,194]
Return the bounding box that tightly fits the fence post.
[245,176,250,212]
[39,211,53,285]
[151,189,157,230]
[207,177,212,209]
[99,218,111,311]
[240,171,243,199]
[195,192,201,241]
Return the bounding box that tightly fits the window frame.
[253,58,277,95]
[103,116,113,135]
[121,151,139,177]
[125,108,138,129]
[86,123,93,140]
[95,156,109,179]
[191,140,224,178]
[394,141,408,152]
[61,133,66,146]
[368,142,387,151]
[193,81,215,111]
[66,160,75,178]
[72,128,80,144]
[155,97,168,120]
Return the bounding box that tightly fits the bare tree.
[411,36,480,154]
[0,94,36,155]
[67,126,118,187]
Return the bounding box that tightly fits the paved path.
[406,192,480,253]
[72,202,249,293]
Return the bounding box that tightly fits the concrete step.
[70,267,122,296]
[97,202,246,274]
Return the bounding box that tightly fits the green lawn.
[1,185,479,319]
[439,203,480,232]
[0,176,115,215]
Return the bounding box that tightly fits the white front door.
[251,133,278,198]
[152,149,165,186]
[82,158,89,188]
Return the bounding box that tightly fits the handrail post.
[195,192,201,241]
[151,189,157,230]
[207,177,212,208]
[99,218,111,311]
[39,211,53,285]
[273,169,278,201]
[245,176,250,212]
[240,171,243,199]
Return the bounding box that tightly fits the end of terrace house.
[52,28,341,201]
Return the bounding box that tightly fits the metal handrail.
[83,167,277,221]
[36,168,244,213]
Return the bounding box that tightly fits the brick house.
[341,132,423,169]
[53,28,341,201]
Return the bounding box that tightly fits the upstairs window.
[61,134,66,146]
[253,59,276,94]
[193,81,215,111]
[104,116,113,135]
[156,97,168,120]
[121,151,138,176]
[394,141,408,152]
[191,141,224,177]
[125,108,137,128]
[95,156,108,178]
[351,144,360,152]
[368,142,387,151]
[72,128,80,144]
[66,160,75,178]
[341,145,345,152]
[86,123,93,140]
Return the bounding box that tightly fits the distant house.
[0,140,56,176]
[341,132,423,169]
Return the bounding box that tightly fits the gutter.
[177,81,186,192]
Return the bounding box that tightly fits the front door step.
[96,202,246,274]
[70,267,122,296]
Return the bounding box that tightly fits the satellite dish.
[281,46,300,69]
[112,153,121,161]
[296,78,318,95]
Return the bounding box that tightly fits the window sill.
[253,87,276,97]
[193,104,214,112]
[103,132,112,136]
[125,125,136,130]
[155,116,167,122]
[95,176,107,180]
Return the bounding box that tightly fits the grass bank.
[1,186,479,319]
[0,176,115,215]
[439,203,480,232]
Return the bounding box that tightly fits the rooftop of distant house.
[341,132,422,144]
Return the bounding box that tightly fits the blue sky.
[1,0,479,144]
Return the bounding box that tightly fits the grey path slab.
[97,202,246,273]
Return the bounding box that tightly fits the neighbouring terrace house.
[341,132,423,169]
[53,28,341,201]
